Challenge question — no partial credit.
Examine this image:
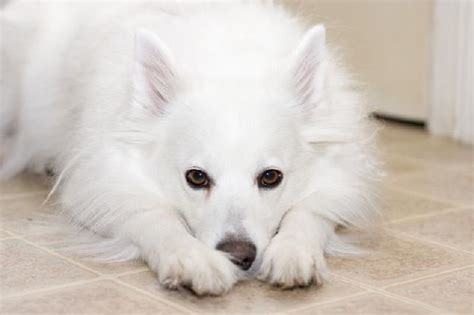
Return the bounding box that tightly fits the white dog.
[1,2,380,295]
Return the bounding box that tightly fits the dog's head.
[131,26,326,271]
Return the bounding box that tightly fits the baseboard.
[371,113,426,128]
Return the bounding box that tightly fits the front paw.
[151,243,238,296]
[258,236,327,289]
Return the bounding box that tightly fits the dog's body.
[1,2,380,295]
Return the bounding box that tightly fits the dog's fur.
[1,2,381,295]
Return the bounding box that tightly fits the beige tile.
[391,209,474,252]
[377,122,474,168]
[377,130,473,189]
[0,229,12,239]
[387,267,474,314]
[381,188,456,222]
[41,241,148,275]
[382,155,427,178]
[377,122,430,147]
[390,169,474,206]
[0,239,96,296]
[386,139,474,169]
[80,259,147,275]
[119,271,364,313]
[0,174,49,197]
[328,233,472,287]
[32,233,150,275]
[0,194,58,236]
[55,251,148,275]
[7,216,149,275]
[294,292,433,315]
[0,280,184,314]
[21,228,76,246]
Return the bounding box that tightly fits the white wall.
[430,0,473,144]
[280,0,433,122]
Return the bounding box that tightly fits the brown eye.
[258,169,283,188]
[185,169,210,189]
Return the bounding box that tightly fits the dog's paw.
[152,243,238,296]
[258,236,326,289]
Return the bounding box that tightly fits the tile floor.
[0,121,473,314]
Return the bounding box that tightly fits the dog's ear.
[133,28,177,114]
[290,25,326,110]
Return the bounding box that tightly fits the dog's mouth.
[177,207,287,275]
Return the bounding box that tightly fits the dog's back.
[1,2,105,176]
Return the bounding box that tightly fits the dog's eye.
[258,169,283,188]
[185,169,210,189]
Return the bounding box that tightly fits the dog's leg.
[123,210,238,296]
[258,209,334,288]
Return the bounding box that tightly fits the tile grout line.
[3,230,152,279]
[322,232,473,310]
[386,205,470,224]
[0,277,107,300]
[386,149,472,165]
[385,186,470,208]
[287,273,444,314]
[385,151,474,169]
[0,261,150,300]
[385,229,474,256]
[4,236,151,277]
[328,274,448,313]
[370,289,455,314]
[381,264,474,289]
[0,227,18,236]
[3,234,193,313]
[0,236,19,241]
[110,278,193,314]
[0,190,49,201]
[1,274,191,314]
[112,267,150,278]
[286,290,369,313]
[6,234,107,275]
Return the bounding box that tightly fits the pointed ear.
[133,28,177,114]
[290,25,326,109]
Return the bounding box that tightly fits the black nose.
[216,239,257,270]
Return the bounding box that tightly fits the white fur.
[1,1,381,295]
